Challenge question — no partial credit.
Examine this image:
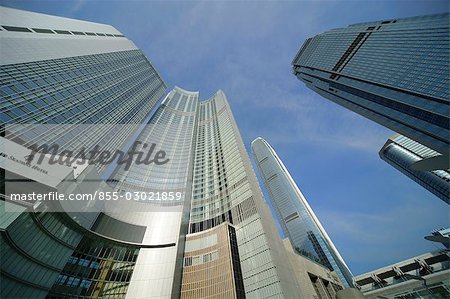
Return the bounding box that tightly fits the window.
[80,279,92,289]
[54,30,72,35]
[32,28,54,34]
[184,256,192,266]
[55,275,67,285]
[2,25,31,32]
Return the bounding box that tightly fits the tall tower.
[251,137,354,288]
[182,91,301,298]
[292,13,450,159]
[0,6,166,298]
[1,6,166,173]
[379,134,450,204]
[43,87,200,298]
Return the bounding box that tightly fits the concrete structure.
[335,288,366,299]
[292,13,450,164]
[251,137,353,288]
[380,134,450,204]
[424,228,450,249]
[354,250,450,299]
[283,239,344,299]
[355,229,450,299]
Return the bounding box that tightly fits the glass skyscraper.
[251,137,354,288]
[292,13,449,159]
[0,6,166,173]
[379,134,450,204]
[1,6,167,298]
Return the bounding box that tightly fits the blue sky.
[4,0,449,275]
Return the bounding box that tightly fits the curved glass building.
[0,6,167,298]
[0,6,166,174]
[251,137,354,288]
[292,13,450,158]
[1,86,304,298]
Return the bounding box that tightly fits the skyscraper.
[292,13,450,161]
[2,84,304,298]
[379,134,450,204]
[1,6,167,298]
[251,137,354,288]
[181,90,301,298]
[1,6,166,173]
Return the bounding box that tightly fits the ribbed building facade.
[292,13,450,157]
[251,137,354,288]
[0,5,361,298]
[379,134,450,204]
[185,91,301,298]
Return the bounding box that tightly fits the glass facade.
[106,87,199,298]
[1,7,166,299]
[1,49,165,173]
[252,137,354,288]
[292,13,450,156]
[47,236,140,298]
[379,134,450,204]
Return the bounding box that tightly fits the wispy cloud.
[70,0,85,14]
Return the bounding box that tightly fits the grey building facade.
[380,134,450,204]
[292,13,450,159]
[251,137,354,288]
[282,239,344,299]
